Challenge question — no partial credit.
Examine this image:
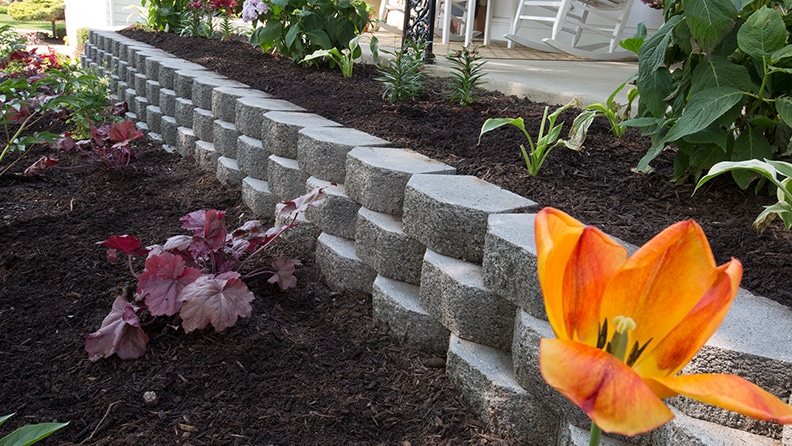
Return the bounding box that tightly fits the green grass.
[0,13,59,32]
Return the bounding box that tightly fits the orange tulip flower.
[535,207,792,436]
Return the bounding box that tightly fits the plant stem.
[589,422,602,446]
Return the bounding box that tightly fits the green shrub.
[627,0,792,187]
[375,40,426,102]
[0,24,25,58]
[8,0,65,38]
[247,0,371,63]
[0,5,8,14]
[139,0,189,33]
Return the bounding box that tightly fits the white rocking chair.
[504,0,637,60]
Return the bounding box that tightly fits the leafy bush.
[139,0,189,33]
[0,5,8,14]
[0,24,26,59]
[85,188,327,361]
[627,0,792,186]
[302,33,377,78]
[244,0,370,63]
[375,40,426,103]
[8,0,65,38]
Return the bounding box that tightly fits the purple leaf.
[98,235,149,257]
[178,272,254,333]
[180,209,228,253]
[23,156,58,176]
[109,120,144,144]
[279,187,328,220]
[163,234,194,252]
[137,252,202,316]
[267,258,302,290]
[85,296,149,361]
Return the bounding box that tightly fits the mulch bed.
[0,27,789,445]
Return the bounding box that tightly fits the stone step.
[303,177,359,240]
[262,111,342,159]
[346,147,456,216]
[355,207,425,285]
[420,249,515,351]
[403,174,537,263]
[297,126,390,184]
[315,232,376,294]
[192,75,248,110]
[371,275,449,353]
[161,116,178,146]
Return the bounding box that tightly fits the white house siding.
[64,0,143,47]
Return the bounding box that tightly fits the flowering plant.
[534,207,792,442]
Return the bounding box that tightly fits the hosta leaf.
[686,0,737,52]
[0,420,69,446]
[85,296,148,361]
[138,252,202,316]
[179,272,255,333]
[737,6,786,58]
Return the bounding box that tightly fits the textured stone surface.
[403,175,537,263]
[161,116,178,146]
[194,140,219,171]
[372,275,449,353]
[159,88,176,117]
[447,335,559,444]
[234,96,303,139]
[420,249,515,351]
[176,126,197,158]
[274,203,322,256]
[145,80,160,106]
[217,156,244,187]
[262,111,341,159]
[355,208,425,285]
[267,155,309,202]
[192,75,247,110]
[133,95,148,118]
[175,97,195,128]
[145,105,162,133]
[346,147,456,215]
[242,177,279,217]
[192,108,214,142]
[211,86,251,123]
[303,178,360,240]
[236,135,270,181]
[212,120,239,157]
[315,232,377,294]
[297,126,390,184]
[482,213,545,319]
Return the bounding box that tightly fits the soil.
[0,28,789,445]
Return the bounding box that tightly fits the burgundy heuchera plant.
[85,187,327,361]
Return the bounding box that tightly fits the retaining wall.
[83,30,792,445]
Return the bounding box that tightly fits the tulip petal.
[600,220,720,357]
[540,338,674,436]
[649,374,792,424]
[535,208,627,343]
[633,259,742,377]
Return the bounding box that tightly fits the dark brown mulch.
[120,29,791,306]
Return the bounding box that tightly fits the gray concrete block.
[212,120,239,158]
[242,177,279,217]
[124,88,136,113]
[297,127,390,184]
[145,79,160,106]
[274,202,322,256]
[403,175,537,263]
[117,59,128,81]
[192,75,246,110]
[145,105,162,134]
[355,207,425,285]
[161,116,178,146]
[175,98,195,128]
[371,275,449,353]
[192,108,214,142]
[195,140,220,171]
[148,132,163,145]
[211,86,251,123]
[133,96,148,118]
[262,111,342,159]
[159,59,204,90]
[420,249,516,351]
[345,147,456,215]
[134,72,147,98]
[115,80,128,100]
[315,232,377,294]
[236,135,269,181]
[144,56,161,81]
[303,178,360,240]
[483,213,545,319]
[159,88,176,117]
[176,126,197,158]
[174,69,214,100]
[447,334,560,444]
[125,66,137,86]
[235,96,303,139]
[267,155,309,202]
[217,156,244,187]
[134,120,148,134]
[647,408,780,446]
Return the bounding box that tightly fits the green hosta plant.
[444,46,487,106]
[478,98,582,176]
[695,159,792,232]
[626,0,792,186]
[0,413,68,446]
[302,34,379,78]
[567,74,639,150]
[375,40,426,103]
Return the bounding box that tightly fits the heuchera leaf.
[268,258,302,290]
[178,272,255,333]
[137,252,202,316]
[98,235,149,257]
[23,156,58,176]
[279,187,328,220]
[108,120,144,145]
[85,295,149,361]
[180,209,228,253]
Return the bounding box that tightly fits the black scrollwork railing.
[402,0,436,60]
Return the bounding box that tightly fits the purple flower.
[242,0,269,21]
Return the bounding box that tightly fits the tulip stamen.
[608,316,636,362]
[626,338,653,367]
[597,319,608,350]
